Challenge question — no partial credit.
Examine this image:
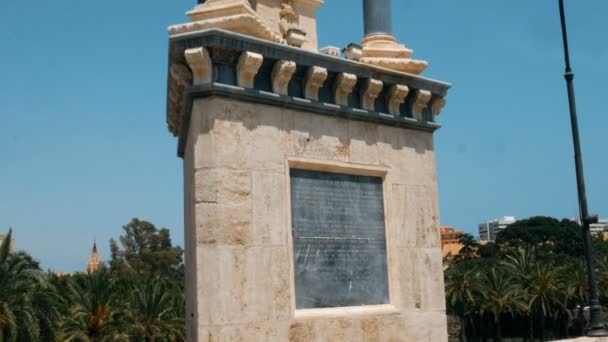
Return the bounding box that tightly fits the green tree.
[444,264,478,342]
[456,234,479,261]
[496,216,583,257]
[110,219,184,280]
[58,268,128,341]
[124,279,185,341]
[477,268,527,342]
[0,229,61,341]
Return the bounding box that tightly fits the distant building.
[0,234,13,252]
[440,226,465,258]
[590,218,608,235]
[86,241,102,273]
[479,216,516,242]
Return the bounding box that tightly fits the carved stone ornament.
[334,73,357,106]
[279,0,307,47]
[431,97,447,116]
[387,84,409,116]
[184,47,213,85]
[167,64,193,136]
[303,66,328,101]
[271,60,296,95]
[360,79,383,111]
[169,0,284,44]
[411,89,432,118]
[236,51,264,88]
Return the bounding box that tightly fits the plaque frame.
[285,157,399,319]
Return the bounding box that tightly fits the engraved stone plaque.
[290,168,389,309]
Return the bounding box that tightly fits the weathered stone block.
[378,125,437,187]
[391,184,440,248]
[196,202,252,245]
[348,120,379,165]
[252,171,287,246]
[195,168,251,205]
[288,110,350,162]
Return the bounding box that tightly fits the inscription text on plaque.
[290,168,389,309]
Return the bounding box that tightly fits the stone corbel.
[184,47,213,85]
[360,79,383,111]
[271,60,296,95]
[411,90,432,119]
[387,84,409,116]
[431,97,447,116]
[303,66,328,101]
[236,51,263,88]
[333,73,357,106]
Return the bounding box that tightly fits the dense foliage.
[445,216,608,341]
[0,219,185,342]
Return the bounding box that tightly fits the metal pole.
[558,0,608,336]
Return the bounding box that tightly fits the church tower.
[86,241,102,273]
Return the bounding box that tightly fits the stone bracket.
[334,73,357,106]
[303,66,328,101]
[185,47,213,85]
[387,84,409,116]
[360,79,383,111]
[431,97,447,116]
[271,60,297,95]
[411,90,432,119]
[237,51,264,88]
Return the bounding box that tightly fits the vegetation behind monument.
[445,216,608,341]
[0,219,186,341]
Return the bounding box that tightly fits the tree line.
[445,216,608,341]
[0,218,185,341]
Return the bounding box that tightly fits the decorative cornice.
[334,73,357,106]
[303,66,328,101]
[236,51,263,88]
[387,84,409,116]
[271,60,297,95]
[165,29,451,146]
[360,79,383,110]
[184,47,213,85]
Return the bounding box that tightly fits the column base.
[360,34,428,75]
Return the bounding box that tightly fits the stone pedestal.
[165,3,451,341]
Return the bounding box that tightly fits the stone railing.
[166,29,451,157]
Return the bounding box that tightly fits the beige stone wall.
[183,96,447,341]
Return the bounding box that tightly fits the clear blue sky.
[1,1,606,272]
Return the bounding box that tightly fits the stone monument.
[165,0,451,340]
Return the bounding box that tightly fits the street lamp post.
[558,0,608,336]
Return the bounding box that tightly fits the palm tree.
[0,229,61,341]
[124,279,185,341]
[477,267,527,342]
[527,265,567,341]
[444,264,478,342]
[58,267,128,341]
[562,259,588,337]
[502,245,539,341]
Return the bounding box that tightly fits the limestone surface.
[182,97,447,341]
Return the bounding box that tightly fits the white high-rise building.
[479,216,516,242]
[590,218,608,235]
